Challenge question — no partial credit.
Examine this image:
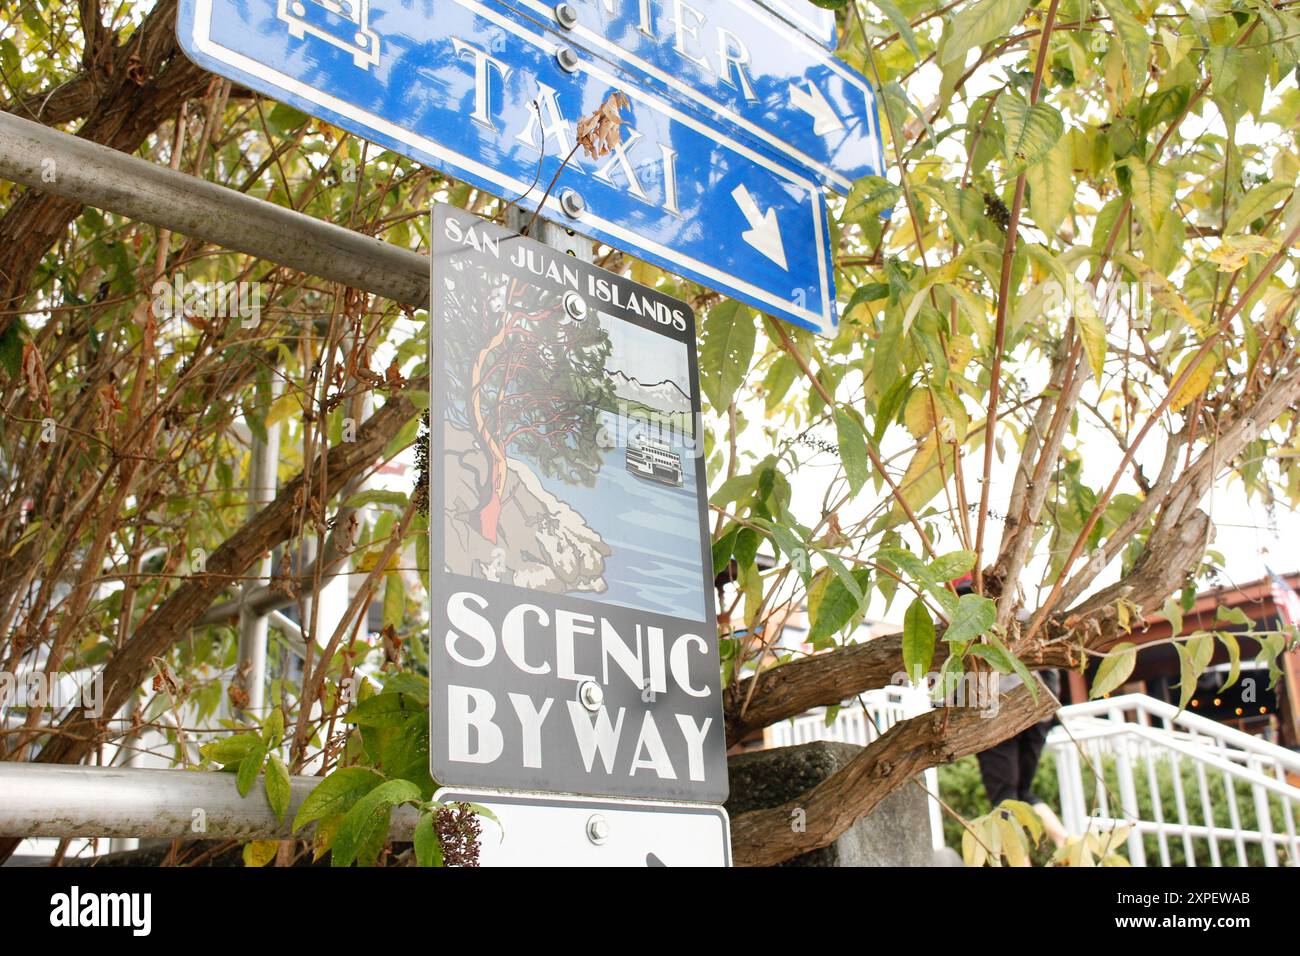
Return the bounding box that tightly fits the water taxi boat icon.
[277,0,380,70]
[625,432,684,487]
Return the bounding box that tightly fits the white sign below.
[436,789,732,867]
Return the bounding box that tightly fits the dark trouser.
[977,720,1051,806]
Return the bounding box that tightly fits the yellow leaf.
[243,839,279,867]
[1168,350,1217,412]
[889,434,943,525]
[1207,235,1279,272]
[1117,253,1203,332]
[1075,290,1107,382]
[264,391,299,428]
[904,388,935,438]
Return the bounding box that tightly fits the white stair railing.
[765,686,944,851]
[1047,693,1300,866]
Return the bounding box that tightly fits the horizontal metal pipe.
[0,109,429,307]
[0,763,418,841]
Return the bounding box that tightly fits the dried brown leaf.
[576,91,630,160]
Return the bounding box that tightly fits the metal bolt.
[554,3,578,29]
[556,47,581,73]
[563,290,588,322]
[578,680,604,712]
[559,188,585,218]
[586,814,609,845]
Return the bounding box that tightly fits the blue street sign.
[177,0,838,335]
[497,0,881,193]
[755,0,837,48]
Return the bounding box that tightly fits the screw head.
[578,680,604,711]
[554,3,578,29]
[559,188,585,218]
[556,47,580,73]
[586,814,609,845]
[563,290,588,322]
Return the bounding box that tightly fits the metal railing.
[1047,694,1300,866]
[764,686,944,850]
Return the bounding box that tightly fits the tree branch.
[730,682,1057,866]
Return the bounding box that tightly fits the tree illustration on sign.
[442,263,614,545]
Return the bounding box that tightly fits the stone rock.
[442,423,610,593]
[726,740,941,867]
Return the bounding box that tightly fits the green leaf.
[1174,633,1214,710]
[1124,159,1175,232]
[264,753,291,823]
[344,691,423,728]
[1161,595,1184,638]
[1215,604,1250,627]
[807,567,871,645]
[712,523,740,576]
[869,0,919,58]
[1217,633,1242,692]
[968,641,1014,673]
[835,410,870,494]
[699,299,756,410]
[200,732,262,766]
[236,740,268,798]
[1026,135,1074,236]
[845,175,902,222]
[1000,97,1065,173]
[414,810,443,867]
[342,489,411,510]
[928,550,975,583]
[991,632,1039,701]
[1090,642,1136,698]
[756,518,810,585]
[1099,0,1150,80]
[266,102,310,135]
[902,599,936,682]
[383,570,405,629]
[1225,179,1293,236]
[0,318,24,378]
[292,767,384,832]
[378,672,430,705]
[261,707,284,746]
[942,593,997,644]
[383,414,420,461]
[938,0,1031,68]
[331,779,422,867]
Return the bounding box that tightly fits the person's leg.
[1032,802,1067,847]
[1015,721,1050,803]
[1015,722,1066,846]
[976,736,1020,807]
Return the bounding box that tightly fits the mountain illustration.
[605,369,691,414]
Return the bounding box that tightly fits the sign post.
[429,203,730,863]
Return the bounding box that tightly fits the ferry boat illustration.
[625,432,684,486]
[278,0,380,71]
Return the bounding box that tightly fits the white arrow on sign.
[789,80,844,136]
[731,183,789,271]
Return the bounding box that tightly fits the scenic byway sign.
[502,0,885,192]
[434,789,731,866]
[177,0,838,335]
[428,204,728,803]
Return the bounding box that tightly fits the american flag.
[1266,567,1300,629]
